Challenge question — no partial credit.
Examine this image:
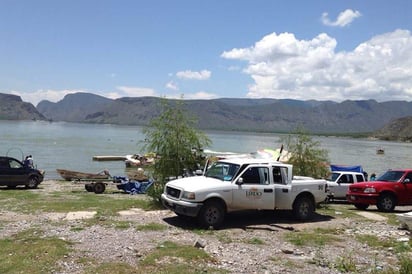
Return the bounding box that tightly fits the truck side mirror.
[236,177,244,185]
[404,178,411,183]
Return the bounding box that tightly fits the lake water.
[1,120,411,180]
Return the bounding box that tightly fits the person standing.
[24,155,34,168]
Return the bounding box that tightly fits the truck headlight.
[364,187,376,193]
[182,191,196,200]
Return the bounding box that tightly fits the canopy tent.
[330,165,363,173]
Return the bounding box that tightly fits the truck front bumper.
[346,193,379,205]
[161,193,202,217]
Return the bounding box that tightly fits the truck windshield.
[326,172,340,182]
[205,161,240,181]
[377,171,404,182]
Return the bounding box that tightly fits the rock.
[194,239,206,248]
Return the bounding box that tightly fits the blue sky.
[1,0,411,105]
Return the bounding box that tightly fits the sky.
[1,0,411,105]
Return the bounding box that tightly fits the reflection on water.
[1,120,411,179]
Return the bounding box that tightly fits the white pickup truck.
[161,158,328,228]
[326,170,366,201]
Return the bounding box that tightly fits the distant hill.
[35,92,412,134]
[37,93,112,122]
[373,116,412,142]
[0,93,45,121]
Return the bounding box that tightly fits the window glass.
[273,166,288,184]
[241,167,268,184]
[404,173,412,182]
[9,159,22,169]
[0,158,9,168]
[205,161,240,181]
[377,171,404,182]
[356,174,364,182]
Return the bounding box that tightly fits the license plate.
[350,195,356,201]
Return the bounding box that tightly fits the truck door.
[398,172,412,203]
[273,166,293,208]
[232,166,275,210]
[7,158,26,184]
[335,174,353,199]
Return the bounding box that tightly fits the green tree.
[283,127,329,178]
[142,98,211,201]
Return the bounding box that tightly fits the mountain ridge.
[0,93,46,121]
[2,92,412,135]
[34,92,412,134]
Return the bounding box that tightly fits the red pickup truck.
[346,169,412,212]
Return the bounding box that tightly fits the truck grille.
[166,186,181,199]
[350,187,363,193]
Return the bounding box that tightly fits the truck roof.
[218,157,292,167]
[333,171,364,175]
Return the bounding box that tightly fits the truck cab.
[326,171,366,200]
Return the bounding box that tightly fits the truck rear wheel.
[293,196,314,221]
[197,200,225,229]
[377,194,396,212]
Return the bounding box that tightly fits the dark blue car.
[0,156,44,189]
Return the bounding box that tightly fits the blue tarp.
[330,165,363,173]
[113,176,154,195]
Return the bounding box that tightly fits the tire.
[26,176,39,189]
[85,184,93,192]
[93,183,106,194]
[293,196,315,221]
[197,200,225,229]
[354,203,369,210]
[377,194,396,212]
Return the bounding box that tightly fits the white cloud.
[165,81,179,91]
[165,91,218,100]
[176,70,211,80]
[183,91,218,100]
[115,86,157,97]
[321,9,362,27]
[12,89,84,106]
[221,29,412,102]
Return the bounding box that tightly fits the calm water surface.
[1,120,411,179]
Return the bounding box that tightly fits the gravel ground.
[1,180,411,274]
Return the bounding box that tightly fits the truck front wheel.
[377,194,396,212]
[26,176,39,189]
[197,200,225,229]
[293,196,315,221]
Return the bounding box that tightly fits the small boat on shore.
[56,169,111,181]
[125,153,156,167]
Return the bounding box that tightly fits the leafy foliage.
[283,127,329,178]
[142,98,211,200]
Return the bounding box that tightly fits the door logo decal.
[246,188,262,199]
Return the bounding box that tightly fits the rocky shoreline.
[1,180,411,273]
